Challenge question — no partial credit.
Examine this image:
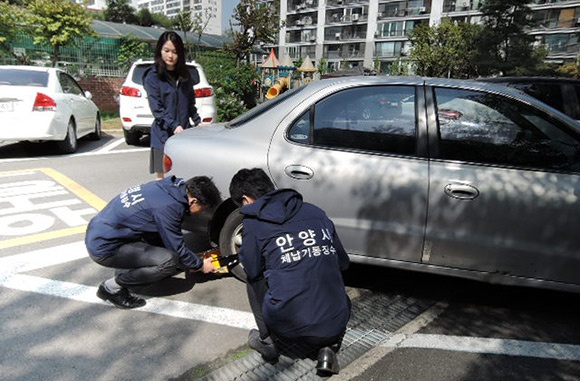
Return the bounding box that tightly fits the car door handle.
[444,183,479,200]
[284,165,314,180]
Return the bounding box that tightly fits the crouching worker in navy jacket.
[86,176,221,309]
[229,168,351,376]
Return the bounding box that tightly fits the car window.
[131,64,200,85]
[288,85,416,156]
[511,83,563,113]
[0,69,48,87]
[228,86,307,128]
[58,73,84,96]
[435,87,580,173]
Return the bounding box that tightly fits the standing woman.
[144,31,201,180]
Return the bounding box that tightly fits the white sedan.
[0,65,101,153]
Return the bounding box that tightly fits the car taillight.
[120,86,142,97]
[195,87,213,98]
[163,154,172,173]
[32,92,56,111]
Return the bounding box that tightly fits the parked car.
[119,59,217,145]
[478,76,580,122]
[0,65,101,153]
[164,76,580,294]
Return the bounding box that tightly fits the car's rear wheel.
[123,129,142,145]
[57,119,78,154]
[88,113,102,141]
[219,209,247,282]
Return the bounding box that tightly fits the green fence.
[1,33,235,79]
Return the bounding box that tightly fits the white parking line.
[381,333,580,361]
[0,241,256,330]
[0,138,148,163]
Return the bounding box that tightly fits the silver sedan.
[165,76,580,294]
[0,65,101,153]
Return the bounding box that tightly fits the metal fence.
[1,33,235,79]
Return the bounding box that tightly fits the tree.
[557,56,580,78]
[104,0,136,24]
[408,21,481,78]
[192,8,215,44]
[26,0,96,67]
[225,0,282,65]
[117,35,149,72]
[136,8,154,27]
[475,0,541,76]
[150,12,173,29]
[173,11,195,59]
[0,2,29,64]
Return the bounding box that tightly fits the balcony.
[324,43,365,59]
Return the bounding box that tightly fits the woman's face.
[161,40,178,70]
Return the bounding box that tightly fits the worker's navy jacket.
[143,66,198,150]
[240,188,351,339]
[85,176,202,270]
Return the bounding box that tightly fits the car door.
[268,84,429,263]
[58,72,93,135]
[425,86,580,285]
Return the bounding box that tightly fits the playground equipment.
[259,50,318,100]
[266,76,291,99]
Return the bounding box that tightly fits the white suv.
[119,59,217,145]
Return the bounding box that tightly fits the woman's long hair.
[153,31,190,82]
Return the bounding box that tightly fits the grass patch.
[102,116,122,131]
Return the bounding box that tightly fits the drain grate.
[197,291,437,381]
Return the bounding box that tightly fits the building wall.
[273,0,580,71]
[78,77,124,114]
[137,0,222,35]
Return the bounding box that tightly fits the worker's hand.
[200,256,217,274]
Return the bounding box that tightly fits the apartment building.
[136,0,222,35]
[268,0,580,72]
[79,0,222,36]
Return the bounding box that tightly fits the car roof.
[0,65,56,73]
[130,59,202,68]
[311,75,541,99]
[478,76,580,85]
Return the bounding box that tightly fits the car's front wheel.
[218,209,247,282]
[57,119,78,154]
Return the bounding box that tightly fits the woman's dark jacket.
[143,66,198,150]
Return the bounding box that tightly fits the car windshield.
[226,86,307,128]
[131,64,200,85]
[0,69,48,87]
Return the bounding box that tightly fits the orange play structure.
[266,76,291,99]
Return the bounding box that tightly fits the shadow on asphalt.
[0,133,119,158]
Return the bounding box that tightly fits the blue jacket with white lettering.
[240,188,351,339]
[85,176,202,270]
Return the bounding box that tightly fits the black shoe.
[97,283,146,309]
[316,346,340,376]
[248,329,279,363]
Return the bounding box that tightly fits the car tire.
[123,129,141,145]
[88,113,102,141]
[219,209,247,283]
[57,119,78,154]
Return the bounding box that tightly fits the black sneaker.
[97,283,146,309]
[316,346,340,376]
[248,329,279,363]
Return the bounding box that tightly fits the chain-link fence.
[1,33,236,79]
